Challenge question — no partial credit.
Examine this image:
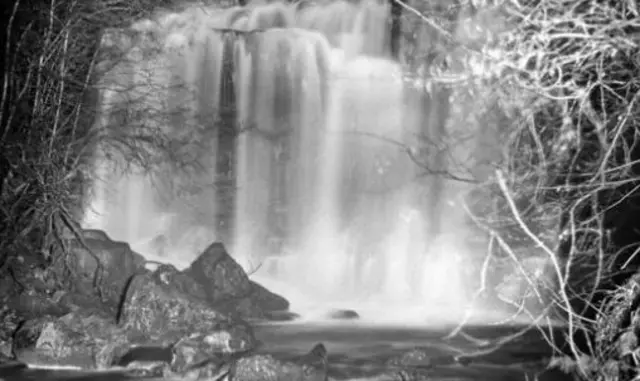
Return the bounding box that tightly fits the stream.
[0,321,570,381]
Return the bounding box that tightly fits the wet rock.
[327,309,359,320]
[249,281,290,312]
[215,296,266,320]
[94,333,133,370]
[297,343,328,370]
[231,355,320,381]
[387,348,432,368]
[185,242,253,303]
[1,256,57,298]
[229,342,327,381]
[387,347,459,370]
[118,272,230,336]
[182,362,233,380]
[116,346,173,369]
[55,291,116,318]
[0,340,12,360]
[151,263,207,301]
[123,361,170,378]
[10,309,212,370]
[0,303,23,350]
[7,291,71,319]
[171,320,256,373]
[53,236,145,310]
[0,360,27,376]
[155,242,291,321]
[0,272,16,300]
[11,311,124,368]
[81,229,112,241]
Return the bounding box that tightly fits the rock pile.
[0,229,292,377]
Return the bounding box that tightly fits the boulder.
[11,310,126,368]
[214,296,266,320]
[11,298,258,372]
[249,281,290,312]
[185,242,253,303]
[53,233,145,310]
[116,346,173,367]
[151,263,207,301]
[55,290,118,318]
[1,298,30,336]
[0,256,56,299]
[0,340,12,360]
[327,309,359,320]
[7,291,71,319]
[179,242,290,320]
[118,272,237,338]
[170,320,256,372]
[230,343,328,381]
[81,229,112,241]
[0,360,27,374]
[387,347,457,368]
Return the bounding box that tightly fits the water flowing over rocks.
[82,0,475,309]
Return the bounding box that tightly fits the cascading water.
[84,0,481,323]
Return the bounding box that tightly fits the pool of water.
[253,321,569,380]
[0,321,570,381]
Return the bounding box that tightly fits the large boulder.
[181,242,291,320]
[185,242,253,303]
[213,296,266,320]
[118,272,246,341]
[12,298,257,372]
[6,291,71,321]
[151,263,207,301]
[53,229,146,311]
[148,262,266,321]
[11,310,127,368]
[170,320,256,372]
[230,343,328,381]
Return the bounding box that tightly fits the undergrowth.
[400,0,640,379]
[0,0,192,282]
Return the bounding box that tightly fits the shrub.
[0,0,187,275]
[399,0,640,378]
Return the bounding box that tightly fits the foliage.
[0,0,189,274]
[400,0,640,379]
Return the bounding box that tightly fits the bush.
[0,0,187,274]
[399,0,640,378]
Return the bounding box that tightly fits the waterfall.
[85,0,477,322]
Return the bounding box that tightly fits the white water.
[84,0,485,324]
